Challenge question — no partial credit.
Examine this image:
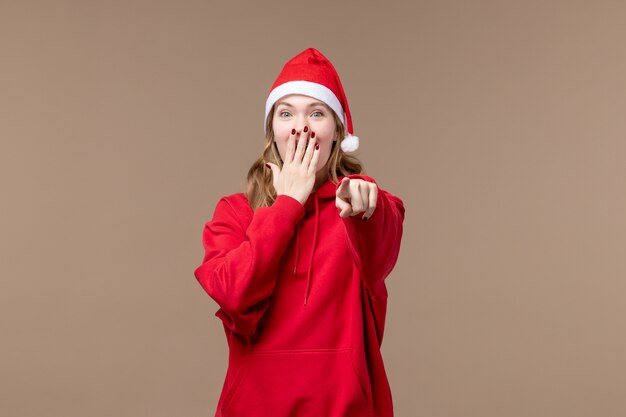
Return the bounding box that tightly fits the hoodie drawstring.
[303,195,320,305]
[293,222,301,276]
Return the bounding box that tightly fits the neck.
[313,170,330,192]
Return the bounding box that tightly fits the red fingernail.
[303,126,308,133]
[311,131,316,138]
[291,128,296,135]
[362,216,369,221]
[265,163,270,169]
[315,144,319,150]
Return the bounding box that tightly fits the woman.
[194,47,405,417]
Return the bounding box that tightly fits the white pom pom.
[340,134,359,152]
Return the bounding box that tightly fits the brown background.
[1,1,625,416]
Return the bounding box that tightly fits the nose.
[294,116,309,134]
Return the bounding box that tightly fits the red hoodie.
[194,174,405,417]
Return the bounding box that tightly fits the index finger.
[336,177,350,197]
[284,128,297,163]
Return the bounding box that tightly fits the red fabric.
[194,174,405,417]
[269,47,354,135]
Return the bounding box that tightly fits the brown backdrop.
[2,1,625,416]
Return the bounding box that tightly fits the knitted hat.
[264,48,359,152]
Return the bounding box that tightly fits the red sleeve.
[193,194,305,336]
[337,174,405,300]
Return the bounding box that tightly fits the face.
[272,94,337,172]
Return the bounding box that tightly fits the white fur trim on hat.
[264,81,345,133]
[341,134,359,152]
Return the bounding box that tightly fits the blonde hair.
[245,105,363,210]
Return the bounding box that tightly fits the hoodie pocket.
[221,348,369,417]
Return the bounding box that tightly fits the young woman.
[194,47,405,417]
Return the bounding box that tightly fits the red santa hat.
[264,47,359,152]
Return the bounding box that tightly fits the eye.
[311,111,324,117]
[279,111,291,117]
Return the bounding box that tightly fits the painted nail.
[265,163,270,169]
[291,128,296,135]
[311,131,316,138]
[362,216,369,221]
[315,144,319,150]
[303,126,309,133]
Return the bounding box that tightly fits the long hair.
[245,105,363,210]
